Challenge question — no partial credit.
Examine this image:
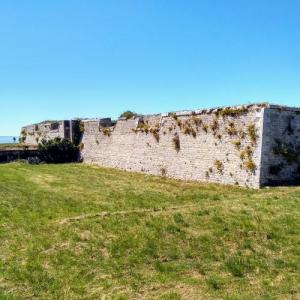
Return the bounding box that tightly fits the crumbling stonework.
[21,103,300,188]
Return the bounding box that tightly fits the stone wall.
[0,148,39,163]
[81,104,266,188]
[260,106,300,186]
[20,103,300,187]
[21,120,75,145]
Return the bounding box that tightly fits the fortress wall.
[21,121,70,145]
[260,107,300,185]
[0,149,39,163]
[81,105,265,188]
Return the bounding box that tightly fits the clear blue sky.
[1,0,300,135]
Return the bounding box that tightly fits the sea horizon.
[0,136,19,144]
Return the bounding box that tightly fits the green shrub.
[120,111,138,119]
[38,138,79,163]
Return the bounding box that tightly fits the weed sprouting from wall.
[202,124,208,133]
[240,146,253,161]
[79,121,85,133]
[151,130,160,143]
[247,124,257,143]
[238,131,246,140]
[243,158,256,173]
[217,106,248,118]
[132,122,161,142]
[169,112,178,120]
[173,134,180,152]
[226,122,237,136]
[160,167,167,176]
[214,160,224,174]
[101,128,112,136]
[191,116,202,126]
[182,124,197,137]
[210,118,219,133]
[232,139,241,150]
[176,119,182,128]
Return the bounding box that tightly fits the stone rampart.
[81,104,267,188]
[20,103,300,188]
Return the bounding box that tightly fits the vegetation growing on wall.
[192,116,202,126]
[172,134,180,152]
[232,139,241,150]
[160,167,167,176]
[214,160,224,174]
[226,122,237,136]
[72,120,84,146]
[247,124,257,143]
[169,112,178,120]
[79,142,84,150]
[243,158,257,173]
[217,106,248,118]
[202,124,208,133]
[132,122,160,142]
[101,128,112,137]
[182,123,196,137]
[273,140,298,163]
[210,118,219,133]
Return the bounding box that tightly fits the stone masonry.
[21,103,300,188]
[21,120,77,145]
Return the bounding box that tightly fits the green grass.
[0,163,299,299]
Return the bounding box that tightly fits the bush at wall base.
[38,138,79,163]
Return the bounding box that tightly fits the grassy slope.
[0,163,299,299]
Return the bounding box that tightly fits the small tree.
[38,137,79,163]
[120,111,138,120]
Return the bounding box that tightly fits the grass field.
[0,163,299,299]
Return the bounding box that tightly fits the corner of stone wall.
[256,108,268,187]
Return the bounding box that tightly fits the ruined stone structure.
[20,120,79,145]
[21,103,300,188]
